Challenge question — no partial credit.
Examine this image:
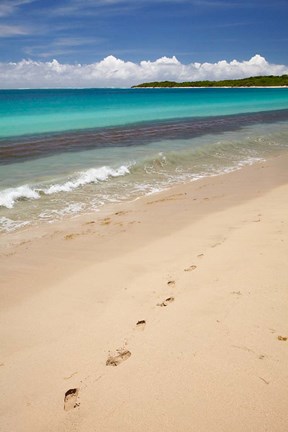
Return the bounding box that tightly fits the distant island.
[132,75,288,88]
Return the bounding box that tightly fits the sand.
[0,154,288,431]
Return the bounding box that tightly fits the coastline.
[133,86,288,88]
[1,154,288,431]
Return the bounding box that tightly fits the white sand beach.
[0,154,288,431]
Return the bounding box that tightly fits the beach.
[1,153,288,431]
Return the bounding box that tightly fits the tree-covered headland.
[132,75,288,88]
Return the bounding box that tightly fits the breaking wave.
[0,185,40,209]
[0,164,131,209]
[43,165,130,195]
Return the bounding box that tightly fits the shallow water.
[1,88,288,233]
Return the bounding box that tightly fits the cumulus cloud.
[0,54,287,88]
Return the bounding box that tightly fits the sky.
[0,0,288,87]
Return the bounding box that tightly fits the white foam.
[0,164,131,209]
[39,202,85,220]
[0,185,40,209]
[0,216,30,232]
[44,165,131,195]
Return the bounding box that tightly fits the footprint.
[115,211,129,216]
[106,350,131,367]
[278,335,287,341]
[167,280,176,286]
[64,388,79,411]
[157,297,175,307]
[211,242,222,248]
[101,217,111,226]
[184,265,197,272]
[64,233,79,240]
[136,320,146,331]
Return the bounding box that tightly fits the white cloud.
[0,54,287,88]
[54,37,103,47]
[22,37,105,58]
[0,24,28,37]
[0,0,35,17]
[50,0,240,17]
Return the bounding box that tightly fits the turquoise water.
[1,88,288,233]
[1,88,288,137]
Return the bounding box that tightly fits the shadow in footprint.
[106,350,131,367]
[157,297,175,307]
[64,388,79,411]
[136,320,146,331]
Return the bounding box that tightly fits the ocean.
[1,87,288,233]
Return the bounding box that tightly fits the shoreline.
[1,154,288,431]
[1,153,288,304]
[1,150,287,250]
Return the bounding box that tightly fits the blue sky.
[0,0,287,64]
[0,0,287,87]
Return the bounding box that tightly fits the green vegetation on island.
[132,75,288,88]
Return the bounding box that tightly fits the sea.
[1,87,288,233]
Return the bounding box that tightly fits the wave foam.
[0,185,40,209]
[39,202,86,220]
[44,165,130,195]
[0,164,131,209]
[0,216,30,232]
